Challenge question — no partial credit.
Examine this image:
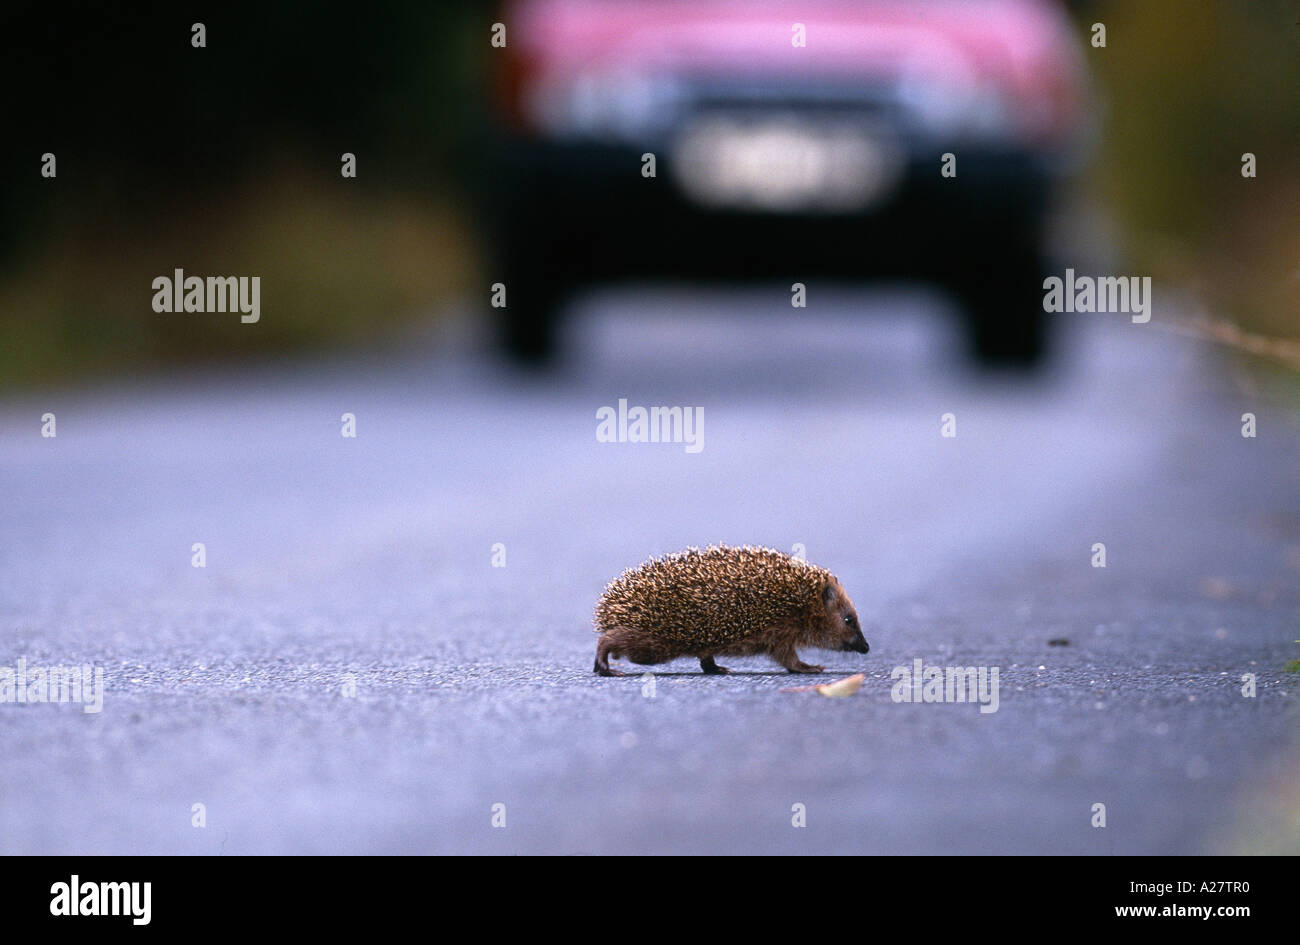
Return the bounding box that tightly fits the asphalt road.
[2,288,1297,854]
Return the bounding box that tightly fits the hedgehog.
[593,545,869,676]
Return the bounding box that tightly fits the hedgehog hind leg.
[699,655,731,675]
[595,626,674,675]
[594,634,626,676]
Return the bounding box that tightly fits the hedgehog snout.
[843,629,869,653]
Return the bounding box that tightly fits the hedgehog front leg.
[773,642,824,674]
[699,655,731,675]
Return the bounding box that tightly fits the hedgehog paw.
[699,656,731,675]
[787,662,825,674]
[594,659,627,677]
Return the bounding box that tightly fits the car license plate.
[672,117,900,213]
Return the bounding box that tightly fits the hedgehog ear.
[821,583,837,607]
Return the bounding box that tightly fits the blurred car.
[483,0,1092,366]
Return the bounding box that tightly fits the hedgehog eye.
[845,613,857,628]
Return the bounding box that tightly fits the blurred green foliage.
[0,2,488,389]
[1083,0,1300,339]
[0,171,475,387]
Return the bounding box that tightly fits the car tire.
[498,281,563,365]
[492,231,567,365]
[955,238,1052,369]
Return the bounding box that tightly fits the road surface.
[2,288,1297,854]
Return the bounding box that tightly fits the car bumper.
[483,135,1065,280]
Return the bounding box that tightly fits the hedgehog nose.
[847,633,869,654]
